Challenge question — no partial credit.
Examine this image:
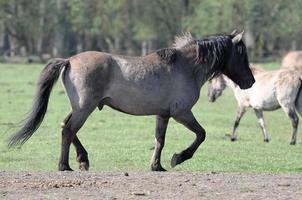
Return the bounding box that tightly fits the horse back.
[281,51,302,69]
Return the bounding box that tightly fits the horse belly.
[249,87,280,110]
[260,97,280,111]
[103,87,170,115]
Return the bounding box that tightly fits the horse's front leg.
[150,115,169,171]
[230,107,246,141]
[171,111,206,168]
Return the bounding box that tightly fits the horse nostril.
[247,78,255,87]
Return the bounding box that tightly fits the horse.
[8,31,255,171]
[208,65,302,145]
[281,51,302,69]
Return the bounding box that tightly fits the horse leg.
[58,108,94,171]
[230,107,246,141]
[73,136,89,171]
[171,111,205,168]
[282,106,299,145]
[289,110,298,145]
[150,115,169,171]
[61,112,89,170]
[254,109,269,142]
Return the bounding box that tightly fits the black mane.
[196,34,247,79]
[157,33,248,79]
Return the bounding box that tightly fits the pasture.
[0,62,302,172]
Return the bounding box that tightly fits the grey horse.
[208,65,302,145]
[9,31,255,171]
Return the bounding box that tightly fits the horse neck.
[195,63,215,90]
[222,75,238,91]
[180,47,219,90]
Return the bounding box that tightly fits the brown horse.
[9,31,255,171]
[281,51,302,69]
[208,65,302,145]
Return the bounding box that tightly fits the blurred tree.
[0,0,301,61]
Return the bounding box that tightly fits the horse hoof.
[58,164,73,171]
[171,153,182,168]
[264,139,269,143]
[290,141,296,145]
[230,137,237,142]
[151,164,167,172]
[79,162,89,171]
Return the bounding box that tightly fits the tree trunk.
[147,40,153,53]
[291,40,297,50]
[52,0,64,57]
[8,35,16,57]
[114,37,121,53]
[76,35,84,53]
[0,22,4,52]
[182,0,189,16]
[37,0,46,56]
[141,40,147,56]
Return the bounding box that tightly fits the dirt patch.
[1,171,302,199]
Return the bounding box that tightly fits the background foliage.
[0,0,301,61]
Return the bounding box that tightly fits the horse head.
[208,75,226,102]
[222,31,255,89]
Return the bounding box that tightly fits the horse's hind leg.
[254,109,270,142]
[171,111,206,168]
[73,136,89,171]
[61,112,90,171]
[59,107,95,171]
[282,106,299,145]
[150,115,169,171]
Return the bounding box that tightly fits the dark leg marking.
[230,107,246,141]
[58,108,94,171]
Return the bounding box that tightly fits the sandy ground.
[1,171,302,200]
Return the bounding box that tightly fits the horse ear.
[230,29,238,37]
[156,48,177,63]
[232,30,244,44]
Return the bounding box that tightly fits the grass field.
[0,62,302,172]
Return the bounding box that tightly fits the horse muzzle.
[238,77,255,89]
[208,96,216,102]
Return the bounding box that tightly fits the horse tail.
[295,79,302,116]
[8,58,69,147]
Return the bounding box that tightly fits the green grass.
[1,62,302,172]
